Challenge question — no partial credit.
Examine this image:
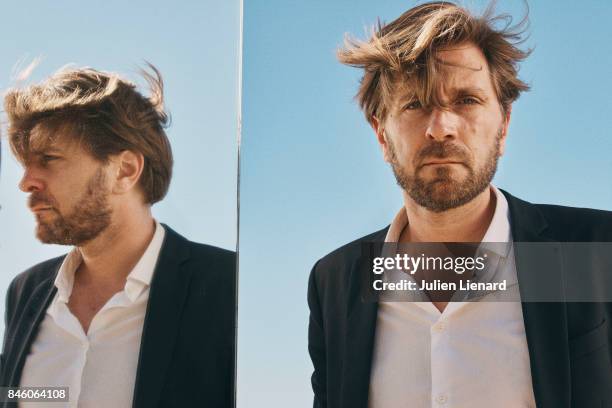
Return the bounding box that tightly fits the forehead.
[435,43,489,73]
[28,121,87,155]
[434,43,493,90]
[391,42,496,104]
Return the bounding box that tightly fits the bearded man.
[307,2,612,408]
[0,66,235,408]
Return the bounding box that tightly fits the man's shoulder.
[160,224,235,282]
[311,226,389,278]
[161,224,235,258]
[9,255,65,297]
[185,240,236,269]
[504,190,612,240]
[534,202,612,224]
[536,203,612,241]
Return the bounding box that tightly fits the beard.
[387,128,502,212]
[29,168,112,245]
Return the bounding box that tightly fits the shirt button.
[433,322,446,332]
[435,394,448,404]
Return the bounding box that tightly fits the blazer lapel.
[341,257,378,408]
[503,189,571,408]
[131,226,192,408]
[6,276,57,389]
[341,235,386,408]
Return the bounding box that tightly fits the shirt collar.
[124,220,166,302]
[384,185,513,255]
[53,220,166,304]
[54,248,82,303]
[481,185,512,244]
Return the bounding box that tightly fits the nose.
[425,108,459,142]
[19,168,45,193]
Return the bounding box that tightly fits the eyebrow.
[398,87,488,103]
[30,146,63,156]
[452,87,488,97]
[434,57,483,72]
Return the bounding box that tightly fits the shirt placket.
[51,302,89,408]
[430,316,451,408]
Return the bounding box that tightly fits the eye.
[404,100,422,110]
[457,97,479,105]
[40,154,60,164]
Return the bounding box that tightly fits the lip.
[421,161,463,166]
[31,207,53,213]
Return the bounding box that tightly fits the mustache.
[28,192,58,210]
[416,142,470,167]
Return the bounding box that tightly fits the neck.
[401,186,496,243]
[76,204,156,285]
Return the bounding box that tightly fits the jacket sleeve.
[1,278,17,382]
[606,302,612,364]
[308,261,327,408]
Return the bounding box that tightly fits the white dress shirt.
[368,186,537,408]
[19,222,165,408]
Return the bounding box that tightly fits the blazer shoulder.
[535,202,612,222]
[161,224,235,267]
[186,241,236,270]
[535,203,612,240]
[187,241,235,258]
[8,255,65,299]
[4,256,64,331]
[502,189,612,241]
[311,226,389,280]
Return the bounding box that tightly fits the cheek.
[389,123,422,157]
[389,136,420,166]
[48,187,71,213]
[462,115,501,152]
[465,136,500,169]
[480,106,504,135]
[48,177,85,210]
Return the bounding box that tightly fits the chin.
[427,178,469,199]
[35,224,52,243]
[35,231,53,244]
[35,223,61,245]
[430,187,460,202]
[428,176,464,190]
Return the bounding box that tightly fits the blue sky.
[239,0,612,406]
[0,0,239,334]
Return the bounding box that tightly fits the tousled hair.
[5,63,172,204]
[337,1,531,123]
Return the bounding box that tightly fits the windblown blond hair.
[5,63,172,204]
[337,1,531,123]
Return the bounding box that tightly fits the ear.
[371,116,391,163]
[111,150,145,195]
[498,105,512,156]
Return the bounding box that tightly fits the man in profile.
[0,66,235,407]
[308,2,612,407]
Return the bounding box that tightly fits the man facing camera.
[1,66,235,407]
[308,2,612,408]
